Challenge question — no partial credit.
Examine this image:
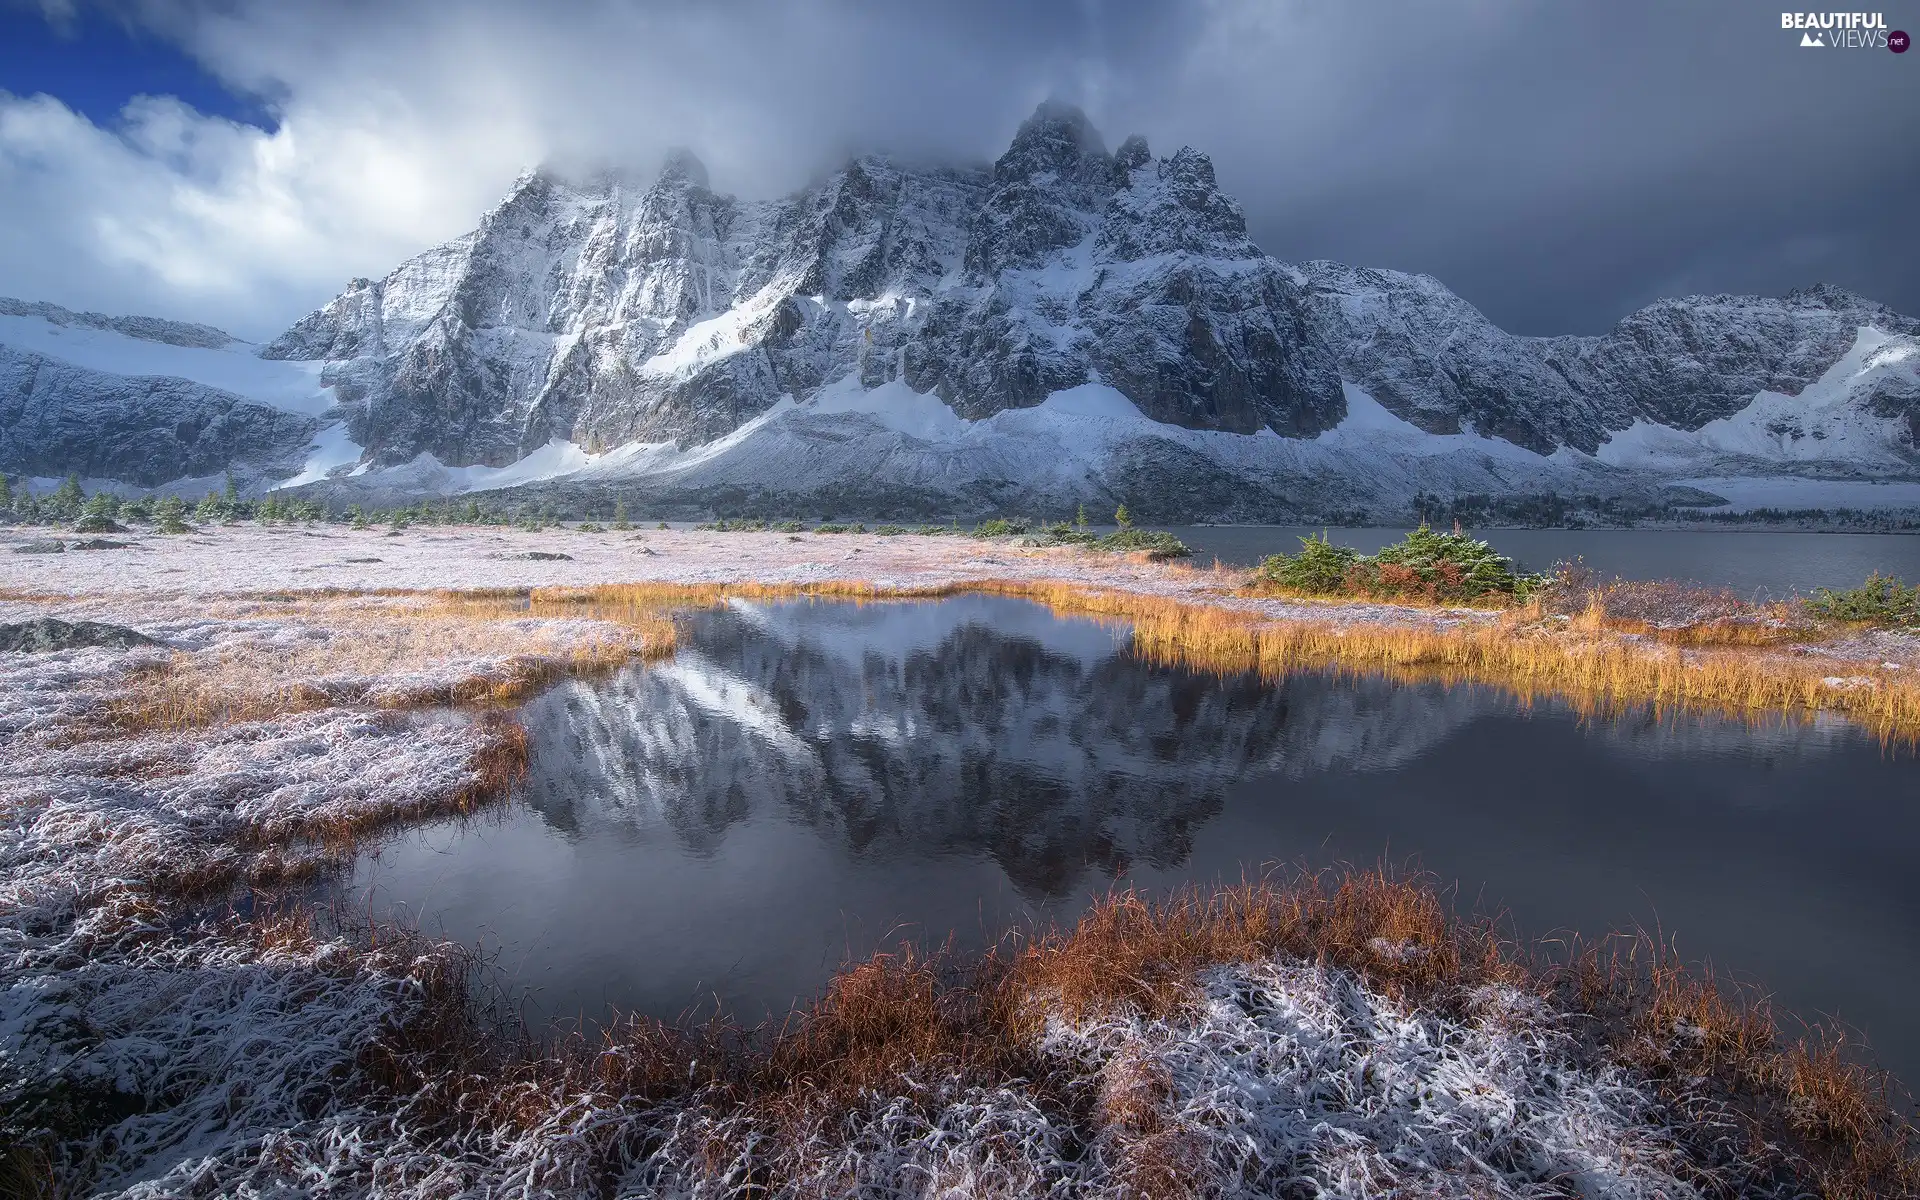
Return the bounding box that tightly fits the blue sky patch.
[0,8,273,130]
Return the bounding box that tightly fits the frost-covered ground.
[0,588,658,1195]
[3,528,1911,1196]
[0,523,1497,628]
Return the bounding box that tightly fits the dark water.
[1168,525,1920,596]
[348,596,1920,1088]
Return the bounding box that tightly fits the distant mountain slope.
[0,297,235,351]
[0,302,352,489]
[5,101,1918,519]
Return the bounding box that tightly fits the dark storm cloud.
[2,0,1914,335]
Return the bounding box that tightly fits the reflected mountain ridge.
[520,597,1494,894]
[517,596,1875,896]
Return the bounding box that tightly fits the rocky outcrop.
[0,297,233,350]
[0,618,160,653]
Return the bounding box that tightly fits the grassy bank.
[522,573,1920,745]
[14,868,1913,1198]
[6,577,1919,1196]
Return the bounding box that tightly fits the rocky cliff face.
[5,101,1916,516]
[266,102,1358,471]
[1297,268,1920,454]
[262,100,1920,506]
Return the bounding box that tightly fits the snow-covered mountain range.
[5,101,1920,520]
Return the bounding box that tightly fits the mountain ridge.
[3,101,1917,520]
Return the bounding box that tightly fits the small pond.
[343,595,1920,1088]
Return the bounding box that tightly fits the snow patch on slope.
[339,375,1621,513]
[808,374,969,439]
[1316,384,1553,463]
[360,439,601,495]
[641,301,770,377]
[1596,326,1918,470]
[1671,476,1920,512]
[282,422,367,489]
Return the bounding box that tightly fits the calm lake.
[1167,526,1920,596]
[346,595,1920,1090]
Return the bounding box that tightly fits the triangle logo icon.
[1800,30,1824,46]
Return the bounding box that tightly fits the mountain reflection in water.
[347,595,1918,1087]
[515,596,1506,896]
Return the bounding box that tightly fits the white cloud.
[0,76,545,338]
[0,0,1074,338]
[0,0,1914,341]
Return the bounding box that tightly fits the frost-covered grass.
[0,590,679,1195]
[3,578,1916,1196]
[13,868,1913,1198]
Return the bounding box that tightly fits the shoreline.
[10,523,1920,741]
[4,526,1919,1195]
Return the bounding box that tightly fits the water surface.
[1168,525,1920,595]
[348,596,1920,1087]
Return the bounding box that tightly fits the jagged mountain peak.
[1114,134,1152,174]
[996,99,1112,183]
[656,148,711,191]
[207,104,1920,519]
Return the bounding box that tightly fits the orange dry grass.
[1003,870,1516,1033]
[529,579,1920,743]
[356,867,1916,1200]
[1106,595,1920,743]
[99,594,673,732]
[1568,936,1920,1197]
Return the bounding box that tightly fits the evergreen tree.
[0,473,12,514]
[1114,503,1132,529]
[49,474,85,521]
[348,504,369,530]
[223,470,240,506]
[612,498,630,530]
[1076,503,1088,529]
[155,495,190,534]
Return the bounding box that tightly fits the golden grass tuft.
[339,866,1918,1200]
[1035,584,1920,745]
[1568,934,1920,1197]
[1002,870,1512,1033]
[92,592,673,734]
[487,577,1920,742]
